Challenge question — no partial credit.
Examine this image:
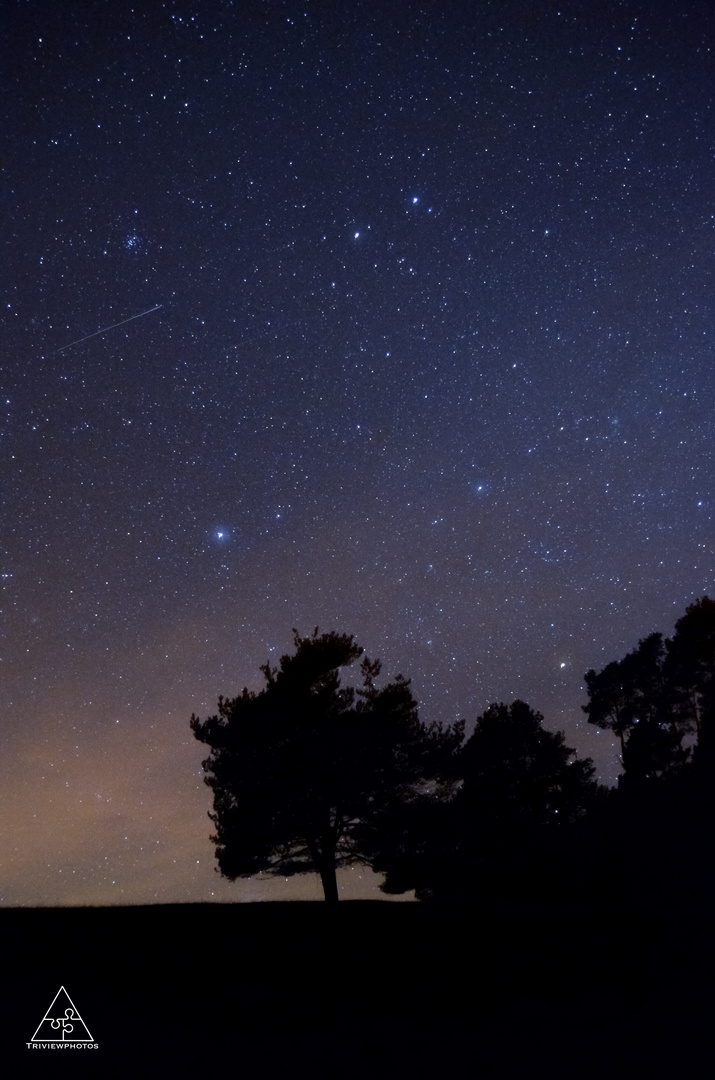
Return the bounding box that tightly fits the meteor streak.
[54,304,162,353]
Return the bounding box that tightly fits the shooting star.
[54,304,162,354]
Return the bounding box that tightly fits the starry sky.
[2,0,713,906]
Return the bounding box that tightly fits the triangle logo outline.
[30,986,95,1043]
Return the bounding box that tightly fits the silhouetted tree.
[577,601,715,912]
[370,700,599,901]
[449,701,599,895]
[583,633,688,783]
[459,700,598,826]
[666,597,715,762]
[360,721,465,900]
[190,628,456,902]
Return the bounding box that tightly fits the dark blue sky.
[2,0,713,904]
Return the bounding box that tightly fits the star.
[4,0,710,908]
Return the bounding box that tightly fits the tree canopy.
[458,700,598,829]
[368,699,598,901]
[668,596,715,753]
[583,597,715,784]
[190,628,459,902]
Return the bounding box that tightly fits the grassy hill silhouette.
[4,897,711,1079]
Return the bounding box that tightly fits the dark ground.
[3,898,712,1079]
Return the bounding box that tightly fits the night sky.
[2,0,713,906]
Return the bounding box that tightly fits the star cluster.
[1,0,713,905]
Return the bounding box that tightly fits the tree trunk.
[318,857,339,903]
[307,834,339,903]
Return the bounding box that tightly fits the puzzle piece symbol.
[50,1008,77,1037]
